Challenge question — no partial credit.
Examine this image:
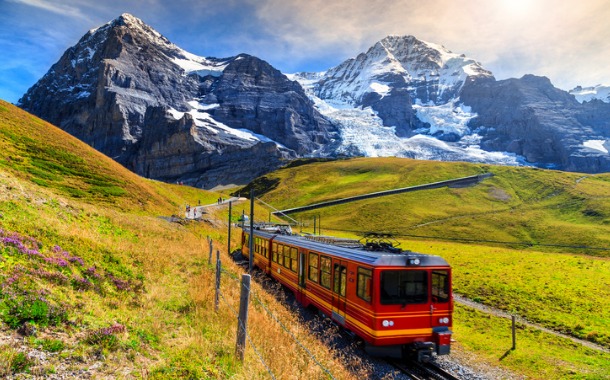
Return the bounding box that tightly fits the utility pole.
[227,201,232,257]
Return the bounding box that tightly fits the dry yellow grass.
[0,101,364,379]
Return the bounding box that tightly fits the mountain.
[19,15,610,186]
[292,36,610,172]
[18,13,338,188]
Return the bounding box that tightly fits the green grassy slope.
[252,157,610,255]
[0,101,357,379]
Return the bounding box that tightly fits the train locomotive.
[240,225,453,361]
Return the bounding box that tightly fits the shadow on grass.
[499,348,514,361]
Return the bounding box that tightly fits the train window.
[282,246,293,270]
[282,245,289,268]
[308,253,319,283]
[320,256,331,289]
[380,270,427,305]
[357,267,373,302]
[431,270,450,303]
[273,243,280,263]
[333,264,347,297]
[290,248,298,272]
[255,237,260,253]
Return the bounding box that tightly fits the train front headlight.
[438,317,450,324]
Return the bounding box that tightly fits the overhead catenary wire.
[323,227,610,251]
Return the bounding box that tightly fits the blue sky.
[1,0,609,103]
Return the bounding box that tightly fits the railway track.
[390,359,460,380]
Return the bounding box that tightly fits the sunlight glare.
[499,0,532,14]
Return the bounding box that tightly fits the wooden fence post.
[208,237,213,265]
[215,251,221,312]
[512,315,516,350]
[235,274,251,362]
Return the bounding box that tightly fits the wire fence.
[209,239,335,379]
[217,286,277,379]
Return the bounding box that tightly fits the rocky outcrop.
[461,75,610,172]
[207,55,338,155]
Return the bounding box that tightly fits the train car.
[241,227,453,361]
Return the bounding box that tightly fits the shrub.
[37,338,65,352]
[1,293,67,328]
[0,350,34,375]
[85,323,126,350]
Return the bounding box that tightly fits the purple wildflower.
[85,266,101,279]
[44,257,69,267]
[72,276,92,290]
[68,256,84,266]
[108,275,131,291]
[101,323,126,335]
[30,268,69,284]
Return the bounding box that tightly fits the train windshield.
[380,270,427,305]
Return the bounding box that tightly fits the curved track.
[391,359,461,380]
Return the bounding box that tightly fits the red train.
[241,226,453,361]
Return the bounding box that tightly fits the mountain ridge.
[18,13,610,187]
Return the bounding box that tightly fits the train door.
[331,259,348,326]
[297,250,306,303]
[430,269,452,318]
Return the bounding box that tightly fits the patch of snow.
[570,85,610,103]
[167,108,184,120]
[171,56,228,77]
[368,82,391,98]
[85,47,95,59]
[583,140,609,154]
[182,101,286,149]
[413,101,476,137]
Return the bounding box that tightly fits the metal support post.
[227,201,232,257]
[249,189,254,274]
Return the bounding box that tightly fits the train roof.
[247,229,450,268]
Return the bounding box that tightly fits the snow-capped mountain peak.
[307,35,492,108]
[569,84,610,103]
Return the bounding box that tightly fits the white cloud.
[246,0,610,89]
[7,0,89,20]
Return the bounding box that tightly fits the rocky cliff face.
[460,75,610,172]
[19,14,337,188]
